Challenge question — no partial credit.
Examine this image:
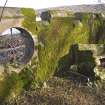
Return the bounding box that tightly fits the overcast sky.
[0,0,105,9]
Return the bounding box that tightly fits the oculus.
[0,27,34,67]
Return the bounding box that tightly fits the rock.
[94,66,105,80]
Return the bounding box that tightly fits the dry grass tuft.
[8,77,105,105]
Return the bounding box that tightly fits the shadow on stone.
[55,44,96,84]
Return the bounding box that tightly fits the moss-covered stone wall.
[37,13,105,84]
[1,10,105,104]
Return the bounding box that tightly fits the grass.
[7,77,105,105]
[21,8,37,35]
[35,13,105,85]
[35,15,90,84]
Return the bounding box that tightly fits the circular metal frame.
[0,27,34,66]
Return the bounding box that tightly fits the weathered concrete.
[73,44,105,80]
[0,18,23,33]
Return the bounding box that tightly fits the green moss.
[35,13,105,85]
[0,65,34,103]
[35,17,75,83]
[21,8,37,35]
[0,73,23,101]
